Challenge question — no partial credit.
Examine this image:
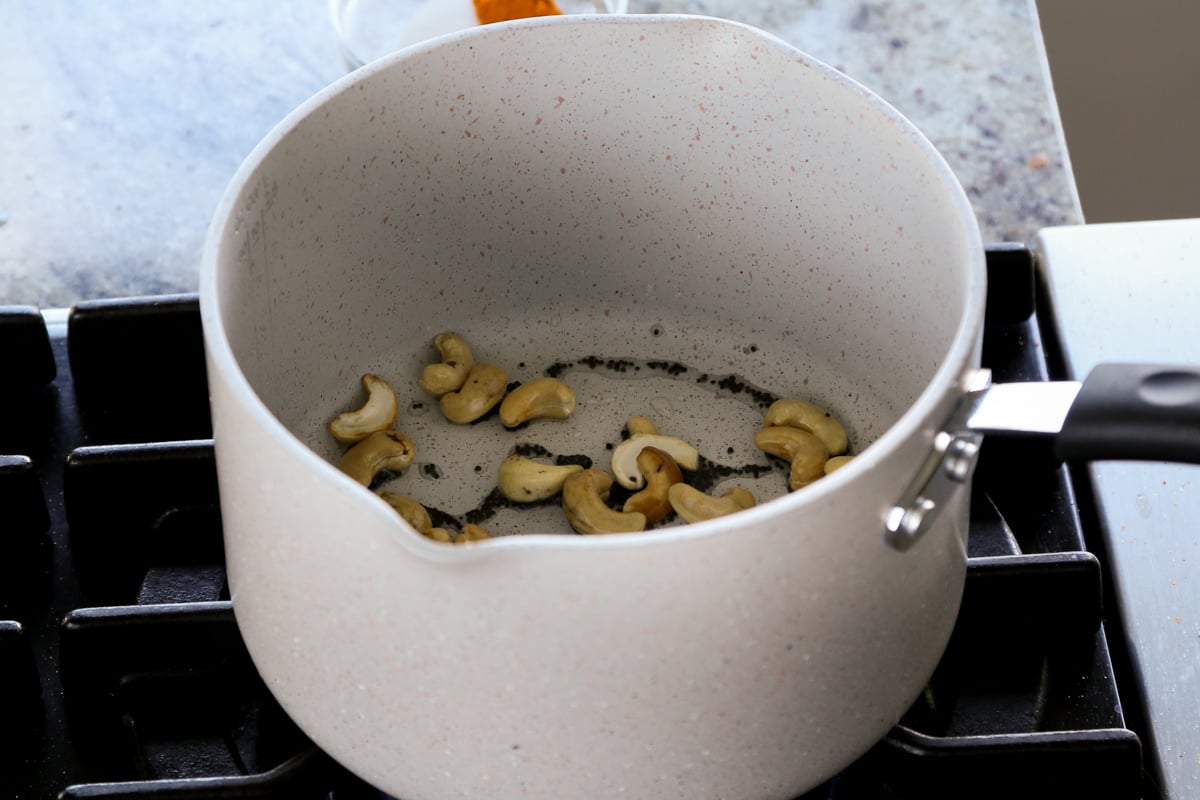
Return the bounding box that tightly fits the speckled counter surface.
[1,0,1080,307]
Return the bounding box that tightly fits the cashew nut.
[418,332,476,397]
[609,434,700,490]
[338,429,416,486]
[438,363,508,424]
[499,377,576,428]
[667,484,756,524]
[377,491,433,531]
[763,399,849,456]
[424,527,454,543]
[623,447,683,523]
[626,415,660,436]
[456,523,492,543]
[824,455,855,474]
[497,454,584,503]
[328,374,400,445]
[754,426,830,490]
[561,469,647,535]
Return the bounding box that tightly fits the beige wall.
[1037,0,1200,223]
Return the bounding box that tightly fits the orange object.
[473,0,563,25]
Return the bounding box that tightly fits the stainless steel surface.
[886,371,1083,550]
[883,369,989,549]
[1037,217,1200,800]
[965,380,1082,435]
[884,430,981,551]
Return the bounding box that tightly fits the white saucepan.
[199,14,1200,800]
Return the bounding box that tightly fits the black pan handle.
[1057,363,1200,465]
[888,363,1200,550]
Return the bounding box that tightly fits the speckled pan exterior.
[200,14,985,800]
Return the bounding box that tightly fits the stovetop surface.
[0,245,1157,798]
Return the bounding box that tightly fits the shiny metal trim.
[966,380,1082,435]
[885,369,991,551]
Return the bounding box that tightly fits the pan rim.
[199,13,987,556]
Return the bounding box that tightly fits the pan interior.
[212,16,979,535]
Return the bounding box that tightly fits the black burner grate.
[0,248,1148,799]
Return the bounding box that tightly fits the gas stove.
[0,243,1158,798]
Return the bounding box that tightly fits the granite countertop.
[1,0,1081,308]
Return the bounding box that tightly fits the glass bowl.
[330,0,629,70]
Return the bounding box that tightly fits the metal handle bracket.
[884,369,990,551]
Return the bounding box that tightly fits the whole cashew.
[754,426,830,490]
[609,434,700,490]
[456,524,492,543]
[497,454,584,503]
[623,447,683,523]
[763,399,849,456]
[438,363,508,424]
[561,469,647,535]
[329,373,399,444]
[824,455,855,474]
[499,377,576,428]
[667,484,756,524]
[377,491,433,532]
[338,430,416,486]
[419,332,475,397]
[626,415,660,436]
